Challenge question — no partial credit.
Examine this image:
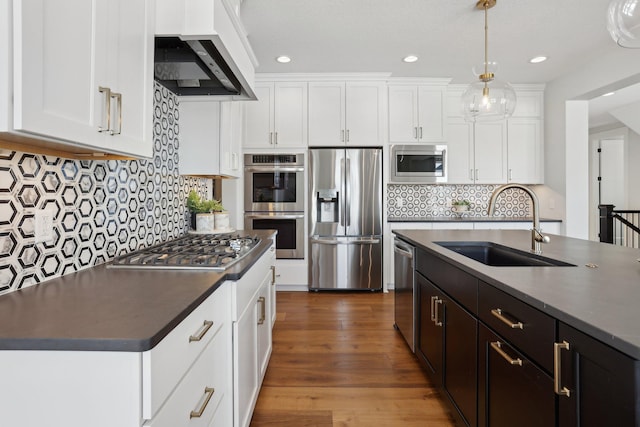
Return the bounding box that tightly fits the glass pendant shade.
[461,79,517,122]
[608,0,640,48]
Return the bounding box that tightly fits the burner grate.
[109,232,261,270]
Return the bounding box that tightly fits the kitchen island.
[0,230,276,427]
[394,229,640,427]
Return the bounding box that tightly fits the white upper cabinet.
[446,85,543,184]
[388,81,448,143]
[242,82,308,149]
[219,101,243,177]
[308,81,385,146]
[1,0,154,158]
[179,100,242,178]
[507,118,542,183]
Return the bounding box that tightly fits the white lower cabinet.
[0,246,277,427]
[232,244,275,427]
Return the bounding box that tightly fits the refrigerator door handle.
[310,237,381,245]
[340,158,346,227]
[345,157,351,229]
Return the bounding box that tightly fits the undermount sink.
[435,241,576,267]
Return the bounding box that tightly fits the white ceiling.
[240,0,634,128]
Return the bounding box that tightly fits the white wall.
[544,45,640,238]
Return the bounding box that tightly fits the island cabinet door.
[416,272,477,427]
[416,272,444,386]
[557,323,640,427]
[478,324,554,427]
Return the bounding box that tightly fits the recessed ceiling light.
[529,56,547,64]
[602,92,616,97]
[276,56,291,63]
[403,55,418,63]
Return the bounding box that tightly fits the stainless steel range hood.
[154,0,257,100]
[155,37,245,97]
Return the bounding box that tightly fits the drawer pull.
[490,341,523,366]
[554,340,571,397]
[189,387,215,418]
[258,296,266,325]
[271,265,276,285]
[189,320,214,343]
[491,308,524,329]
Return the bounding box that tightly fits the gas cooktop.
[109,232,261,270]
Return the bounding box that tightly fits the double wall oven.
[244,154,305,259]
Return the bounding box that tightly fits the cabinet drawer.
[416,248,478,314]
[142,283,230,419]
[478,282,555,373]
[144,325,230,427]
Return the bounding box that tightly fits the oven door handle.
[245,213,305,220]
[244,166,305,173]
[310,237,381,245]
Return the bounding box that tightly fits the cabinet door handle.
[269,132,273,144]
[419,126,423,139]
[231,152,238,169]
[346,129,350,142]
[414,127,418,139]
[189,320,214,342]
[274,132,278,145]
[271,265,276,286]
[491,308,524,329]
[469,169,474,181]
[430,296,438,322]
[258,296,266,325]
[110,92,122,135]
[189,387,215,418]
[434,298,443,327]
[554,340,571,397]
[98,86,111,133]
[490,341,523,366]
[341,129,345,142]
[475,169,479,180]
[508,168,513,181]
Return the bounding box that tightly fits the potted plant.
[186,190,223,232]
[452,199,471,214]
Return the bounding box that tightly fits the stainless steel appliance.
[308,147,382,291]
[244,154,304,212]
[394,237,416,352]
[244,153,305,259]
[109,233,261,270]
[390,144,447,183]
[244,212,304,259]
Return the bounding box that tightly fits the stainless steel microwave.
[390,144,447,183]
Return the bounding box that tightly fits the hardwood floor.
[250,291,456,427]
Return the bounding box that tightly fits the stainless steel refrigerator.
[308,147,383,291]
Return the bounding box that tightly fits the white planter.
[214,211,230,231]
[195,213,215,232]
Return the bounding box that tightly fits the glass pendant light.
[608,0,640,48]
[461,0,517,122]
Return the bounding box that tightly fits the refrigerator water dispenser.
[317,189,339,223]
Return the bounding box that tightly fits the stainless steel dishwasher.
[394,237,416,352]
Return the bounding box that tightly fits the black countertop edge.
[0,231,276,353]
[388,216,562,223]
[393,230,640,361]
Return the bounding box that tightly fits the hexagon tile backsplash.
[387,184,533,218]
[0,83,208,295]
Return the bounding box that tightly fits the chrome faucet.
[487,184,550,254]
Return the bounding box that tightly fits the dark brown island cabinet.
[413,246,640,427]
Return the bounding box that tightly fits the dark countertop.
[393,229,640,360]
[388,216,562,223]
[0,230,276,352]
